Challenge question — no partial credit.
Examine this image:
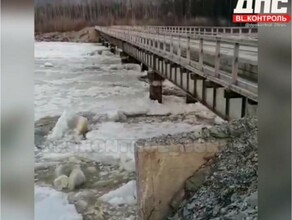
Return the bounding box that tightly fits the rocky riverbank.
[35,27,99,43]
[35,113,256,219]
[163,116,258,220]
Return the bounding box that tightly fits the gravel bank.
[35,27,99,43]
[162,117,258,220]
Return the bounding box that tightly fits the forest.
[35,0,239,33]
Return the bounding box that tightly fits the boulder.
[55,164,73,178]
[54,175,69,190]
[68,165,86,190]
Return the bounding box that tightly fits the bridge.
[95,26,258,120]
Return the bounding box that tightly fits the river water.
[34,42,219,219]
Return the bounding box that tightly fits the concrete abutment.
[135,139,227,220]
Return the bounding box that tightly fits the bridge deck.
[95,26,258,120]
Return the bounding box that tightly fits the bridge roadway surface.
[95,26,258,120]
[108,27,257,65]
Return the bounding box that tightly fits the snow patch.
[102,50,114,56]
[44,62,54,67]
[47,110,89,140]
[35,186,82,220]
[214,116,226,124]
[99,180,137,206]
[48,110,70,139]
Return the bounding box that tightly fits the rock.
[69,157,82,164]
[108,111,127,122]
[209,125,230,138]
[214,116,225,125]
[93,179,115,188]
[68,192,77,203]
[170,188,185,210]
[119,154,135,172]
[53,175,69,190]
[75,200,88,213]
[76,116,89,137]
[185,167,210,193]
[167,117,258,220]
[93,200,105,219]
[125,215,135,220]
[55,164,73,177]
[68,165,86,190]
[87,166,97,174]
[245,192,258,208]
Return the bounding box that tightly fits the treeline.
[35,0,238,33]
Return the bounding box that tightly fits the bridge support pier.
[148,71,164,103]
[120,53,140,65]
[141,63,148,72]
[110,44,116,54]
[246,99,257,116]
[186,94,197,104]
[101,39,105,46]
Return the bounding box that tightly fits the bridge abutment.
[148,71,164,103]
[135,139,226,220]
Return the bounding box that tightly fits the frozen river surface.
[34,42,217,219]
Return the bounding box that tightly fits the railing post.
[178,35,181,60]
[170,35,174,57]
[215,38,221,77]
[199,38,204,70]
[187,35,191,64]
[232,43,240,84]
[163,33,166,54]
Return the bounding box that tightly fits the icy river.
[34,42,220,219]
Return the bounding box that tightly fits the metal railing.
[110,25,258,37]
[95,26,258,101]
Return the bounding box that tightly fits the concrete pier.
[186,94,197,104]
[120,53,140,65]
[148,71,164,103]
